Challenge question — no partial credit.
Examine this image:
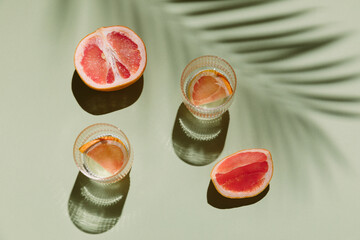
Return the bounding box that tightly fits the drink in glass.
[180,55,237,119]
[73,123,133,184]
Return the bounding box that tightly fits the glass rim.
[73,123,133,183]
[180,55,237,111]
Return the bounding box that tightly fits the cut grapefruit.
[79,136,126,175]
[188,70,233,106]
[211,149,273,199]
[74,26,147,91]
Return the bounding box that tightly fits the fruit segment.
[80,39,110,85]
[189,70,233,106]
[106,68,115,84]
[79,136,127,175]
[116,60,130,79]
[107,31,141,74]
[86,140,125,175]
[216,152,267,174]
[215,161,268,192]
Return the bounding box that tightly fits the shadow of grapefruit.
[207,180,270,209]
[72,70,143,115]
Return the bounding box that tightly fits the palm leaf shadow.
[156,0,360,195]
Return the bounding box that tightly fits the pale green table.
[1,0,360,239]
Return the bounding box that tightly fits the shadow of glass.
[207,180,270,209]
[71,70,143,115]
[68,172,130,234]
[172,103,229,166]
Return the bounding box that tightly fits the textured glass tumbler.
[73,123,133,184]
[180,55,237,119]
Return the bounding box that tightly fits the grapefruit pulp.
[79,136,127,175]
[188,70,233,106]
[74,26,147,91]
[211,149,273,199]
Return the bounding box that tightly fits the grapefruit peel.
[79,136,124,153]
[211,149,273,199]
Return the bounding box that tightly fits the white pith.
[211,149,273,198]
[74,26,146,89]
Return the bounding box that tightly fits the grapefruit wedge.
[79,136,127,175]
[211,149,273,199]
[74,26,147,91]
[189,70,233,106]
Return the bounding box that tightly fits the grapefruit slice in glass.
[188,70,233,106]
[74,26,147,91]
[211,149,273,199]
[79,136,127,176]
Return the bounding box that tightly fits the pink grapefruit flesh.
[189,70,233,106]
[211,149,273,199]
[74,26,147,91]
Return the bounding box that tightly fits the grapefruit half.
[79,136,126,175]
[74,26,147,91]
[189,70,233,106]
[211,149,273,199]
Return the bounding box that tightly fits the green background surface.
[1,0,359,239]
